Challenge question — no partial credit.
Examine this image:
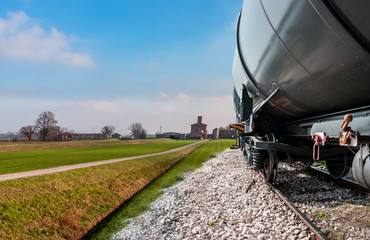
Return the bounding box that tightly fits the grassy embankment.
[0,140,205,239]
[85,139,234,239]
[0,139,196,174]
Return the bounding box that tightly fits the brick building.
[189,116,207,140]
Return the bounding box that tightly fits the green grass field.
[0,139,196,174]
[86,139,234,239]
[0,138,167,153]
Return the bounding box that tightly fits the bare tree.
[128,122,147,139]
[20,125,37,141]
[35,111,58,141]
[101,125,115,138]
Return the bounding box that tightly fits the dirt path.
[0,141,203,182]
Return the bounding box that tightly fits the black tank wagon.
[231,0,370,188]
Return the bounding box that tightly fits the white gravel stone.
[113,149,311,239]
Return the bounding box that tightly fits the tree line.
[19,111,148,141]
[18,111,234,142]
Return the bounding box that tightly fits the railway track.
[265,162,369,239]
[261,172,330,240]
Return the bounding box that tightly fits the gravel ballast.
[277,163,369,239]
[114,149,315,239]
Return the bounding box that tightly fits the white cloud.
[76,100,121,111]
[0,11,94,67]
[159,91,169,99]
[159,92,192,102]
[47,99,122,112]
[159,92,232,104]
[159,92,193,101]
[176,93,192,101]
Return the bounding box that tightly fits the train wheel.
[326,156,351,179]
[247,147,253,166]
[263,150,278,183]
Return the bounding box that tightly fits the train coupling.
[312,132,326,160]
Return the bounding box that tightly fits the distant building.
[69,133,108,140]
[146,134,156,138]
[212,128,219,140]
[156,132,186,140]
[60,132,73,141]
[43,126,61,141]
[111,133,122,139]
[189,116,207,140]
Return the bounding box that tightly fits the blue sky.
[0,0,242,135]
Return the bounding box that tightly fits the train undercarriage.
[231,106,370,189]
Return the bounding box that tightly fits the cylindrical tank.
[233,0,370,120]
[352,145,370,189]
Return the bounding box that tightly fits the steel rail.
[306,167,369,193]
[260,173,330,240]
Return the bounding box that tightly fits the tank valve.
[340,114,353,144]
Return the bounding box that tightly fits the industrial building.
[189,116,207,140]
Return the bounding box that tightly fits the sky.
[0,0,242,135]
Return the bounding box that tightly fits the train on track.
[230,0,370,189]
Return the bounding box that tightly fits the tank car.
[231,0,370,188]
